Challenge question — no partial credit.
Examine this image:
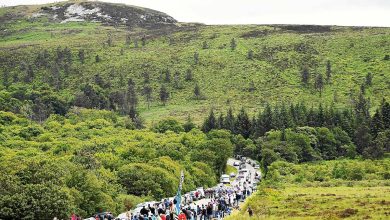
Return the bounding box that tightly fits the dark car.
[95,212,114,220]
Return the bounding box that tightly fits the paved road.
[113,157,261,220]
[191,157,259,208]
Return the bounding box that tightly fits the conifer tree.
[370,109,384,136]
[127,79,138,120]
[194,84,201,100]
[247,49,254,60]
[217,113,224,129]
[315,73,324,95]
[381,100,390,129]
[235,108,252,138]
[185,69,193,81]
[354,122,372,154]
[95,55,101,63]
[143,85,152,109]
[365,72,373,86]
[261,103,273,134]
[224,107,236,132]
[326,60,331,82]
[202,41,209,49]
[202,109,216,132]
[164,69,171,83]
[159,85,169,106]
[301,66,310,85]
[78,49,85,64]
[194,52,199,65]
[230,38,237,50]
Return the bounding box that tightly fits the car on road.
[239,168,249,174]
[220,174,230,184]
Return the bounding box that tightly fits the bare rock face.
[2,1,177,29]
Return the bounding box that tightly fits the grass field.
[227,185,390,220]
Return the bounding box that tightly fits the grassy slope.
[227,186,390,220]
[1,11,390,124]
[226,159,390,219]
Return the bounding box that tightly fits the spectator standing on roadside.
[248,206,253,217]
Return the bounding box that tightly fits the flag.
[175,170,184,215]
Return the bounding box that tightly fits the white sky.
[1,0,390,26]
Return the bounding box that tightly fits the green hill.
[1,1,390,125]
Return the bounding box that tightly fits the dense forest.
[0,109,233,218]
[201,99,390,170]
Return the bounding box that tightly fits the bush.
[153,118,184,133]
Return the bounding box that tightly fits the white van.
[220,174,230,184]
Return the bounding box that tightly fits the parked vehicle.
[239,169,249,174]
[239,163,246,169]
[254,164,260,169]
[233,161,240,166]
[220,174,230,184]
[230,172,236,178]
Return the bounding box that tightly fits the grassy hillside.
[1,1,389,124]
[226,159,390,219]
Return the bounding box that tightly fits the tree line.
[201,96,390,165]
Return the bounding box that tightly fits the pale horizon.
[1,0,390,27]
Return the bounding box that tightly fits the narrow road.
[191,157,258,208]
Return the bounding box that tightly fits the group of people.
[62,160,258,220]
[126,182,255,220]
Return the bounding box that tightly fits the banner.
[175,170,184,214]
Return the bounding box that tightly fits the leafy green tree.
[118,163,176,198]
[183,115,196,132]
[153,118,184,133]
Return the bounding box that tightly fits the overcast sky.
[1,0,390,26]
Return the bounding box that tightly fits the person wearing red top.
[160,213,166,220]
[178,210,187,220]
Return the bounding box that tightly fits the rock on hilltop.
[1,1,177,29]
